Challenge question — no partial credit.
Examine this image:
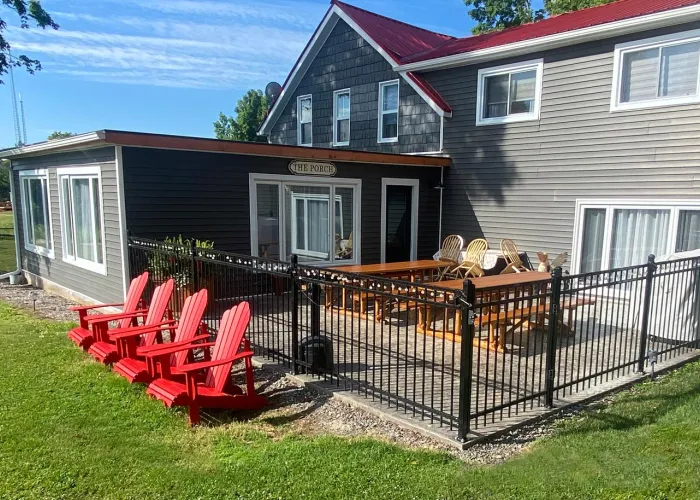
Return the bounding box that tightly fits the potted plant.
[147,235,214,313]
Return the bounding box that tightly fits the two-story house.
[259,0,700,274]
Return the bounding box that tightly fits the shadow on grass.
[557,375,700,437]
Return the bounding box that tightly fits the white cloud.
[12,0,324,89]
[112,0,326,29]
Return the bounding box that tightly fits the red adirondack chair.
[146,302,267,426]
[86,279,175,365]
[67,272,149,350]
[110,289,209,384]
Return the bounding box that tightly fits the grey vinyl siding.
[268,20,441,153]
[12,147,124,303]
[423,21,700,268]
[121,147,441,263]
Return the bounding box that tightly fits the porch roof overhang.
[0,130,450,168]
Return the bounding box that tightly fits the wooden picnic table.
[417,272,592,352]
[325,260,452,318]
[435,272,551,291]
[329,260,450,279]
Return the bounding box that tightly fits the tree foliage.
[47,131,74,140]
[0,159,10,202]
[214,89,268,142]
[0,1,58,84]
[464,0,613,34]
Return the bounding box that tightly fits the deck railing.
[128,236,700,441]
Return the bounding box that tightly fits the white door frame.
[380,178,419,263]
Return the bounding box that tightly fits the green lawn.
[0,211,16,273]
[1,301,700,499]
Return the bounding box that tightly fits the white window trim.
[333,88,351,147]
[378,80,400,143]
[297,94,313,147]
[248,173,362,266]
[290,193,343,259]
[475,58,544,126]
[18,169,54,258]
[610,29,700,112]
[58,165,107,275]
[380,178,419,264]
[571,198,700,274]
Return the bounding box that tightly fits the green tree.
[214,89,268,142]
[0,159,10,202]
[47,131,74,140]
[464,0,613,34]
[1,1,58,84]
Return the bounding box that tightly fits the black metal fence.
[128,236,700,441]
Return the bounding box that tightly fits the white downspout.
[438,165,444,250]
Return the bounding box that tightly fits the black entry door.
[384,185,413,263]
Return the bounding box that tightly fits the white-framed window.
[333,89,350,146]
[249,173,361,265]
[291,193,343,258]
[572,200,700,274]
[378,80,399,143]
[611,29,700,112]
[19,169,54,258]
[297,95,313,146]
[58,166,106,274]
[476,59,543,126]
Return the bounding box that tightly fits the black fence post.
[310,282,321,338]
[457,279,475,443]
[190,239,199,293]
[637,254,657,373]
[545,267,563,408]
[290,254,300,375]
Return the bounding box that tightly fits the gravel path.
[0,279,591,463]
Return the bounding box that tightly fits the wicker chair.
[500,239,530,274]
[437,235,464,280]
[454,238,488,278]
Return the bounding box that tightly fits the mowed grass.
[0,211,16,273]
[1,301,700,499]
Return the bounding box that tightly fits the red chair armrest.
[69,303,124,312]
[176,350,254,373]
[137,334,210,357]
[86,309,148,325]
[108,321,177,341]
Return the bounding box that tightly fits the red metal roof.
[332,0,455,112]
[332,0,455,62]
[400,0,700,64]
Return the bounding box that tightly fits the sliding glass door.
[250,174,360,265]
[575,201,700,274]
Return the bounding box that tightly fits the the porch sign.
[288,160,336,176]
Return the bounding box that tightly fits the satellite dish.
[265,82,282,101]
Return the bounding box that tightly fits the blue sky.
[0,0,542,147]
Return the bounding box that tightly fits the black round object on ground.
[298,336,333,373]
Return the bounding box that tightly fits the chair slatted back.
[171,289,209,368]
[140,279,175,346]
[501,239,523,267]
[465,239,488,265]
[440,235,464,264]
[205,302,251,392]
[118,272,149,329]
